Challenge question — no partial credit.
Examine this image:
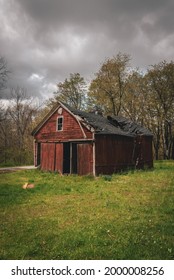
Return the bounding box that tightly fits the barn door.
[77,143,93,175]
[41,143,55,171]
[55,143,63,173]
[40,142,93,175]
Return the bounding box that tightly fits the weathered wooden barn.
[32,102,153,175]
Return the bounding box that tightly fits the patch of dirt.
[22,183,35,189]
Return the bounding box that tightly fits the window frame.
[57,116,63,131]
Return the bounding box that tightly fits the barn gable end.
[33,105,93,141]
[32,102,94,174]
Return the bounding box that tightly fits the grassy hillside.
[0,161,174,260]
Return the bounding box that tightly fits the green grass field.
[0,161,174,260]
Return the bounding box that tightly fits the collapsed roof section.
[107,116,153,137]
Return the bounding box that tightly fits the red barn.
[32,102,153,175]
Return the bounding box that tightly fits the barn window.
[57,116,63,131]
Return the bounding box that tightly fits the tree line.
[0,53,174,166]
[0,57,38,166]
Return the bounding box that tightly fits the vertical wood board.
[77,143,93,175]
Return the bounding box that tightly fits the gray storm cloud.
[0,0,174,99]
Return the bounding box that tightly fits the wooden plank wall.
[95,134,135,175]
[41,143,55,171]
[95,134,153,175]
[77,143,93,175]
[40,142,93,175]
[55,143,63,173]
[40,143,63,173]
[36,135,152,175]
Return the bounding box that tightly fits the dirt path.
[0,166,37,173]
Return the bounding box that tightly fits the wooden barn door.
[41,143,63,173]
[77,143,93,175]
[55,143,63,173]
[40,142,93,175]
[41,143,55,171]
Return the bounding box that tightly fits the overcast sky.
[1,0,174,100]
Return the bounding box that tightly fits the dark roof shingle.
[107,115,153,136]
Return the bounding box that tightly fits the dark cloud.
[0,0,174,100]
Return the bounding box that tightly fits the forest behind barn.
[0,53,174,166]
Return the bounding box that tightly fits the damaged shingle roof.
[107,116,153,136]
[64,104,131,136]
[64,103,153,137]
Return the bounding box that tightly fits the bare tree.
[0,56,9,92]
[5,87,38,164]
[0,56,10,123]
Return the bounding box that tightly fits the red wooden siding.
[95,134,135,175]
[41,143,55,171]
[77,143,93,175]
[95,134,153,175]
[38,142,93,175]
[55,143,63,173]
[40,143,63,173]
[35,108,92,142]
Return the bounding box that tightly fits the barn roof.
[32,102,153,137]
[63,103,132,137]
